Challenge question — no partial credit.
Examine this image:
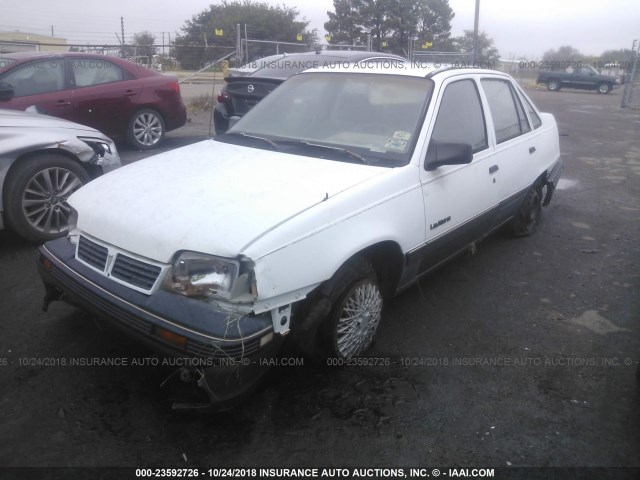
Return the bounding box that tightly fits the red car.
[0,52,187,149]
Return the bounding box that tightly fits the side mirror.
[424,141,473,171]
[0,82,14,101]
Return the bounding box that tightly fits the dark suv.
[213,50,406,134]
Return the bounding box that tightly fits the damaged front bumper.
[36,237,283,405]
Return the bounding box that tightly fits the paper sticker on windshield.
[393,131,411,141]
[384,138,407,151]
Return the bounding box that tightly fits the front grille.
[77,236,108,271]
[111,254,161,290]
[47,260,153,336]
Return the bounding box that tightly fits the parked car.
[0,108,120,242]
[213,50,406,134]
[226,53,289,77]
[536,65,622,94]
[0,52,187,149]
[37,65,561,405]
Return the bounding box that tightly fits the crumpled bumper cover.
[36,237,274,360]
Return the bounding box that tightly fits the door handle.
[123,90,137,97]
[56,100,71,107]
[529,146,536,154]
[489,165,499,174]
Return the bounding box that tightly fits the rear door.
[67,57,141,138]
[479,77,537,223]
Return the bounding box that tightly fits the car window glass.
[520,93,542,129]
[1,59,65,96]
[71,59,124,87]
[431,79,487,153]
[229,72,433,167]
[481,79,530,143]
[513,89,531,134]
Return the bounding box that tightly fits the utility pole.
[472,0,480,63]
[120,16,125,58]
[236,23,242,66]
[162,32,165,56]
[168,32,171,60]
[51,25,54,37]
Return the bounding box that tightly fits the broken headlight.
[78,137,114,165]
[163,252,256,302]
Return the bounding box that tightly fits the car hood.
[71,140,386,263]
[0,108,97,132]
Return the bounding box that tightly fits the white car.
[0,109,120,242]
[37,65,561,404]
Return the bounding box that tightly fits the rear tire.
[127,108,165,149]
[507,184,543,237]
[3,154,89,243]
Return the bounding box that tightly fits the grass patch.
[186,95,214,113]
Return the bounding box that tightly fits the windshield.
[223,72,433,167]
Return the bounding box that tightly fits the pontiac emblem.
[247,84,255,93]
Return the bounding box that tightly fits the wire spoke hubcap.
[335,281,383,359]
[22,167,83,234]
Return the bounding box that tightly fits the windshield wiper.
[279,139,368,165]
[222,131,279,151]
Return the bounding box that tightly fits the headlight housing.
[78,136,114,165]
[163,252,256,302]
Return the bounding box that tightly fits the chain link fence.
[621,40,639,109]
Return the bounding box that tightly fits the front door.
[416,77,500,274]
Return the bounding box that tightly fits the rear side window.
[520,93,542,129]
[71,59,124,87]
[481,79,532,143]
[431,79,487,153]
[0,59,65,96]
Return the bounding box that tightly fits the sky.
[1,0,639,59]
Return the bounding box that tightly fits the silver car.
[0,108,120,242]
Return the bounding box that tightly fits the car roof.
[0,51,160,77]
[248,50,406,79]
[302,62,509,80]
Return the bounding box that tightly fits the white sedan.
[37,65,561,405]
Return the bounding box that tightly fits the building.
[0,31,68,53]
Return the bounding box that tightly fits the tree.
[324,0,366,46]
[173,0,311,69]
[324,0,454,55]
[131,31,157,62]
[414,0,455,51]
[598,48,634,65]
[542,46,584,63]
[453,30,500,63]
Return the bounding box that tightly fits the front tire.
[507,184,543,237]
[127,108,165,149]
[290,257,383,360]
[3,154,89,243]
[597,82,611,94]
[328,275,383,359]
